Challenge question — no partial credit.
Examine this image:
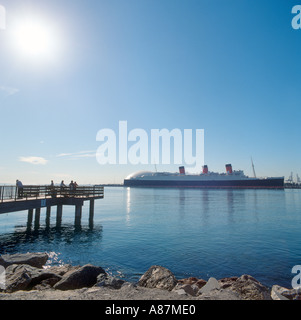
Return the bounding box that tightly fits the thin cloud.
[57,150,96,159]
[0,86,19,96]
[74,153,96,158]
[57,152,73,157]
[19,156,48,165]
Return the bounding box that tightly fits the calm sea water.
[1,187,301,288]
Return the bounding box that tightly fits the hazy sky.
[0,0,300,184]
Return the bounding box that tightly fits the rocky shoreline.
[0,252,300,300]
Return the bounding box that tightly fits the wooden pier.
[0,185,104,228]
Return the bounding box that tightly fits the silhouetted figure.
[69,180,75,196]
[50,180,56,198]
[60,180,67,196]
[16,179,23,198]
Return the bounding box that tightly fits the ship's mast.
[287,172,293,183]
[251,157,256,178]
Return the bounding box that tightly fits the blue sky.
[0,0,300,184]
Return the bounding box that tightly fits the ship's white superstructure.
[124,164,284,188]
[126,169,256,181]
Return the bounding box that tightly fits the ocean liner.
[124,164,284,188]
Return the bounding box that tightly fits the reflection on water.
[178,189,186,207]
[0,223,103,258]
[125,187,267,223]
[126,187,131,223]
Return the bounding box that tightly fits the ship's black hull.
[124,178,284,189]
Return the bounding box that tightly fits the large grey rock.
[95,273,126,289]
[173,283,200,296]
[138,266,177,291]
[218,276,239,289]
[271,285,301,300]
[46,264,79,276]
[219,274,270,300]
[177,277,207,289]
[4,265,32,293]
[174,277,207,296]
[4,264,61,293]
[199,288,241,300]
[199,277,221,294]
[0,253,48,269]
[54,264,106,291]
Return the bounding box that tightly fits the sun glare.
[11,14,62,64]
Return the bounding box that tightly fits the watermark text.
[292,5,301,29]
[0,266,5,290]
[292,265,301,289]
[96,121,204,170]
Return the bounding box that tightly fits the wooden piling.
[89,199,95,229]
[27,209,33,226]
[75,204,82,226]
[34,208,41,228]
[56,204,63,226]
[46,206,51,226]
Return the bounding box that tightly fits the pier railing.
[0,185,104,203]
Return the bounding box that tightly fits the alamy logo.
[292,5,301,29]
[0,5,6,30]
[0,266,5,290]
[96,121,204,170]
[292,265,301,289]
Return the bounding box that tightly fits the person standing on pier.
[73,181,78,195]
[69,180,75,196]
[60,180,67,196]
[60,180,66,190]
[50,180,57,198]
[16,179,23,198]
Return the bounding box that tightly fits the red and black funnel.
[225,164,233,174]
